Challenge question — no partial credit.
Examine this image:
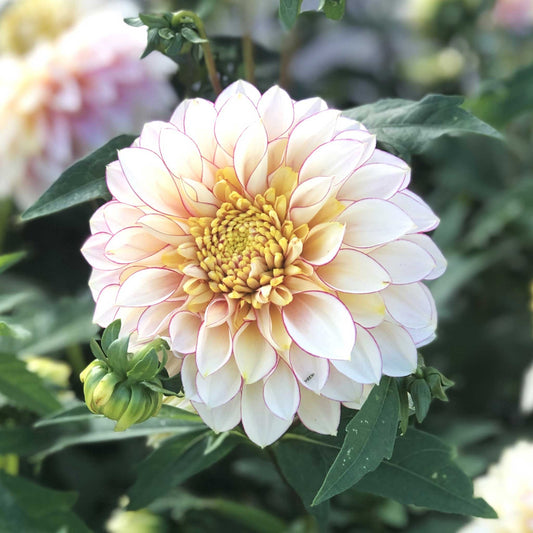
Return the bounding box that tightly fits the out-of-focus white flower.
[0,0,176,209]
[492,0,533,31]
[458,441,533,533]
[82,80,446,447]
[106,497,165,533]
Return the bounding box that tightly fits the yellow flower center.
[0,0,76,55]
[178,167,311,311]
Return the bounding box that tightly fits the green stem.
[66,344,86,378]
[0,199,13,253]
[242,34,255,84]
[172,10,222,96]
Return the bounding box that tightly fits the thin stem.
[172,10,222,96]
[242,34,256,84]
[0,199,12,253]
[66,344,86,378]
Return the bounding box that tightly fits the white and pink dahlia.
[82,81,446,447]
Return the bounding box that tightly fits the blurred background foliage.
[1,0,533,531]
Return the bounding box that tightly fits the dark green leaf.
[181,27,208,44]
[0,353,61,415]
[355,429,497,518]
[319,0,346,20]
[101,319,121,353]
[344,95,503,159]
[139,13,168,28]
[124,16,143,27]
[158,27,175,40]
[0,321,30,340]
[0,471,91,533]
[21,135,135,221]
[0,251,26,275]
[128,431,238,509]
[410,379,432,423]
[313,376,399,505]
[279,0,303,30]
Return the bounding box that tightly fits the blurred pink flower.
[82,80,446,447]
[0,2,176,208]
[492,0,533,30]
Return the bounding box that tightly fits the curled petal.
[116,268,180,307]
[264,359,300,420]
[181,354,201,402]
[169,311,202,354]
[391,190,439,233]
[192,392,241,433]
[196,322,232,376]
[297,386,340,436]
[301,222,345,266]
[403,234,447,280]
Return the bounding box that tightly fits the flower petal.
[215,80,261,109]
[289,343,329,392]
[321,365,364,402]
[116,268,180,306]
[257,85,294,140]
[282,291,356,360]
[297,386,340,436]
[233,120,268,193]
[158,126,203,181]
[181,354,201,402]
[390,190,439,233]
[196,322,233,376]
[105,227,166,264]
[370,322,417,377]
[106,160,142,206]
[169,311,202,354]
[264,359,300,420]
[289,175,334,227]
[403,234,447,280]
[301,222,345,266]
[339,292,386,328]
[192,392,241,433]
[93,284,119,326]
[196,357,242,408]
[256,304,292,353]
[183,98,217,161]
[137,301,177,339]
[382,283,435,329]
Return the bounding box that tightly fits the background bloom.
[82,80,446,446]
[458,441,533,533]
[0,0,176,208]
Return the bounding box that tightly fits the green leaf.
[0,353,61,415]
[21,134,136,221]
[410,378,432,423]
[124,16,143,27]
[139,12,168,28]
[0,472,91,533]
[101,319,122,353]
[319,0,346,20]
[279,0,303,30]
[0,251,26,275]
[355,428,497,518]
[181,27,208,44]
[128,431,239,509]
[0,321,30,340]
[343,95,503,159]
[313,376,399,505]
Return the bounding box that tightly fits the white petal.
[233,322,277,384]
[138,121,167,152]
[169,311,202,354]
[181,354,202,402]
[301,222,345,266]
[93,284,119,326]
[288,175,334,227]
[257,86,294,140]
[338,199,415,248]
[215,80,261,109]
[318,248,391,294]
[159,126,203,181]
[105,227,166,264]
[321,365,364,402]
[402,234,447,280]
[101,202,144,234]
[233,120,268,192]
[137,302,177,339]
[282,291,355,360]
[192,392,242,433]
[183,98,218,160]
[382,283,435,329]
[264,359,300,420]
[332,326,383,384]
[106,160,142,206]
[369,239,436,284]
[241,381,292,447]
[116,268,180,306]
[297,386,340,436]
[196,358,242,408]
[339,292,386,328]
[292,97,328,123]
[138,214,189,247]
[255,304,292,353]
[343,383,374,410]
[81,233,121,271]
[390,190,439,233]
[370,322,417,377]
[196,322,233,376]
[289,343,329,393]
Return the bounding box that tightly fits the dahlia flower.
[458,441,533,533]
[0,0,176,208]
[82,80,446,447]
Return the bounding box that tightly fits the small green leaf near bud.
[124,17,143,27]
[424,368,455,402]
[180,27,207,44]
[139,13,168,28]
[409,379,432,423]
[101,319,122,352]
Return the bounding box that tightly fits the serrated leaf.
[180,27,208,44]
[0,251,26,275]
[0,353,61,415]
[343,95,504,159]
[319,0,346,20]
[279,0,303,30]
[313,376,399,505]
[355,428,497,518]
[0,472,91,533]
[128,431,238,509]
[21,135,135,221]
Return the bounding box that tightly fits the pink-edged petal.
[339,292,386,328]
[382,283,435,329]
[283,291,356,360]
[159,126,203,181]
[203,298,233,328]
[288,175,334,227]
[402,234,447,280]
[292,97,328,123]
[215,80,261,109]
[89,204,109,234]
[116,268,180,307]
[169,311,202,354]
[343,384,374,410]
[233,322,277,384]
[233,120,268,192]
[138,121,167,152]
[338,149,410,201]
[390,190,439,233]
[196,321,232,376]
[175,176,218,217]
[289,343,329,393]
[301,222,345,266]
[137,302,178,339]
[196,357,242,408]
[369,239,436,284]
[297,386,340,436]
[183,98,217,160]
[101,202,144,234]
[255,304,292,353]
[318,248,391,294]
[214,93,260,154]
[407,322,437,348]
[105,227,166,264]
[89,269,120,300]
[192,392,242,433]
[264,359,300,420]
[106,160,143,206]
[321,365,364,402]
[257,86,294,140]
[181,354,201,402]
[241,381,292,447]
[115,306,145,336]
[81,233,121,271]
[93,284,119,326]
[338,199,415,248]
[299,138,372,187]
[169,101,187,131]
[370,322,417,377]
[332,325,383,384]
[118,147,185,216]
[138,214,189,247]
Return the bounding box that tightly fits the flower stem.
[242,34,255,84]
